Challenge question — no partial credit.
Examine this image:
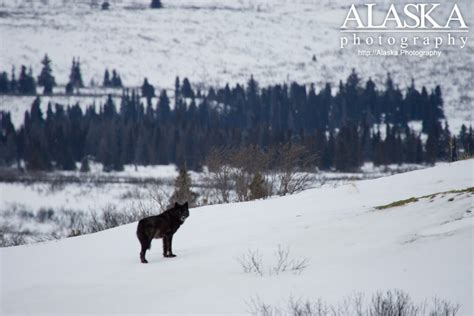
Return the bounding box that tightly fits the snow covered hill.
[0,0,472,132]
[1,160,473,315]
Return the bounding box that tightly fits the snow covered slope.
[1,160,473,315]
[0,0,472,131]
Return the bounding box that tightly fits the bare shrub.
[428,297,460,316]
[288,297,331,316]
[62,202,158,237]
[205,143,318,203]
[247,296,281,316]
[120,186,146,200]
[55,209,88,232]
[270,143,317,196]
[205,146,270,203]
[67,229,82,237]
[204,147,234,203]
[290,257,310,275]
[238,249,264,276]
[30,232,63,243]
[238,245,309,276]
[87,203,157,234]
[0,232,27,247]
[248,290,460,316]
[271,245,309,275]
[370,290,418,316]
[146,183,171,212]
[232,145,270,201]
[48,177,67,193]
[272,245,291,275]
[92,204,123,231]
[0,200,160,246]
[457,151,473,161]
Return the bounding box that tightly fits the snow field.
[1,159,472,315]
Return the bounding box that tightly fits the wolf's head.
[173,202,189,222]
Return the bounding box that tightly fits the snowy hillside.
[1,159,473,315]
[0,0,473,132]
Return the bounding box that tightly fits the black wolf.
[136,202,189,263]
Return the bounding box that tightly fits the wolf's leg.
[168,234,176,257]
[138,233,151,263]
[162,236,169,257]
[140,242,149,263]
[163,235,176,257]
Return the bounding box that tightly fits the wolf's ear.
[184,202,188,208]
[175,202,179,208]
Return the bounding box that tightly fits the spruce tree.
[116,74,122,87]
[425,122,441,164]
[0,133,17,166]
[451,136,458,162]
[65,82,73,94]
[249,172,267,200]
[458,124,472,155]
[465,126,474,156]
[0,112,17,166]
[10,66,18,94]
[18,65,28,94]
[134,128,150,165]
[24,127,51,171]
[68,58,76,89]
[157,89,171,121]
[38,54,56,95]
[74,59,84,88]
[23,98,51,170]
[170,165,197,206]
[68,58,84,92]
[101,1,110,10]
[61,147,77,170]
[141,78,155,105]
[99,127,117,172]
[415,137,424,163]
[103,69,110,87]
[0,72,9,94]
[111,70,122,87]
[432,85,444,119]
[181,78,194,98]
[28,67,37,93]
[151,0,162,9]
[321,131,335,169]
[18,65,36,95]
[80,155,90,172]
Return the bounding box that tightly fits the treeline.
[0,55,123,95]
[103,69,122,88]
[0,65,37,95]
[0,71,472,172]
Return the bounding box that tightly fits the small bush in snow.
[0,232,26,247]
[238,249,264,276]
[271,245,309,275]
[204,144,317,203]
[247,290,460,316]
[85,204,156,234]
[238,245,309,276]
[0,193,166,247]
